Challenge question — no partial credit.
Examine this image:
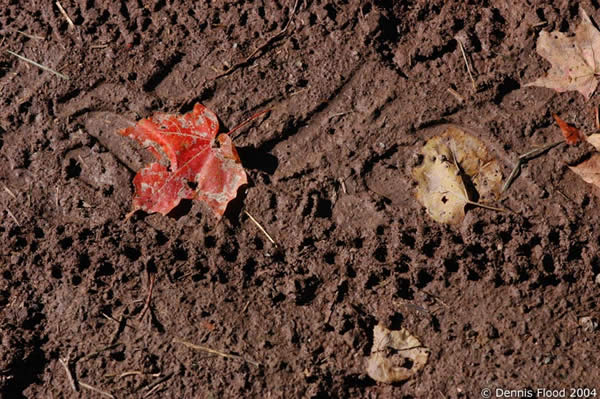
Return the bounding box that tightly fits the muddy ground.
[1,0,599,398]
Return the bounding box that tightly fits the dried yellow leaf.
[412,127,503,225]
[366,324,429,383]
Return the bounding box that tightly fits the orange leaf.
[553,113,584,145]
[120,104,247,218]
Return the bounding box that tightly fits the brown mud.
[0,1,599,398]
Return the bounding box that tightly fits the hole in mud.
[416,269,433,288]
[217,269,228,283]
[65,158,81,179]
[396,277,413,299]
[166,199,192,218]
[324,4,337,20]
[302,196,314,217]
[78,253,90,271]
[295,276,321,306]
[220,242,238,262]
[315,198,332,218]
[336,280,348,302]
[272,293,286,304]
[542,254,554,272]
[567,244,583,261]
[51,265,62,279]
[71,275,82,285]
[173,246,188,261]
[78,228,92,241]
[444,258,459,273]
[401,232,415,249]
[238,147,278,174]
[366,272,380,289]
[204,235,216,248]
[323,252,336,265]
[467,269,480,281]
[110,351,126,361]
[155,230,168,245]
[548,229,560,245]
[123,246,141,261]
[422,239,440,257]
[33,227,44,239]
[96,261,115,277]
[374,246,387,262]
[187,181,198,190]
[59,237,73,250]
[243,259,256,280]
[389,312,404,329]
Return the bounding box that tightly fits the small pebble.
[579,316,598,332]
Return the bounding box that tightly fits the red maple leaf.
[120,103,247,219]
[553,113,585,145]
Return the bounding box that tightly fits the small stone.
[595,274,600,285]
[579,316,598,332]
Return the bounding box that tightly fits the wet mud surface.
[1,1,599,398]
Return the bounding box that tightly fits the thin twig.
[78,343,121,362]
[327,111,354,120]
[3,185,17,199]
[4,207,19,226]
[502,162,521,194]
[244,210,276,246]
[212,0,300,80]
[79,381,115,399]
[173,338,261,367]
[118,371,143,378]
[139,272,156,319]
[457,39,476,91]
[6,50,69,80]
[502,141,564,193]
[16,30,45,40]
[55,1,75,30]
[101,312,121,324]
[58,358,78,392]
[227,107,272,139]
[141,373,173,394]
[519,140,563,161]
[144,383,166,397]
[447,87,465,103]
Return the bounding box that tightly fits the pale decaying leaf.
[366,324,429,384]
[412,127,503,225]
[569,153,600,188]
[525,9,600,100]
[586,133,600,151]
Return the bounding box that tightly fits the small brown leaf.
[366,324,429,383]
[525,9,600,100]
[553,114,585,144]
